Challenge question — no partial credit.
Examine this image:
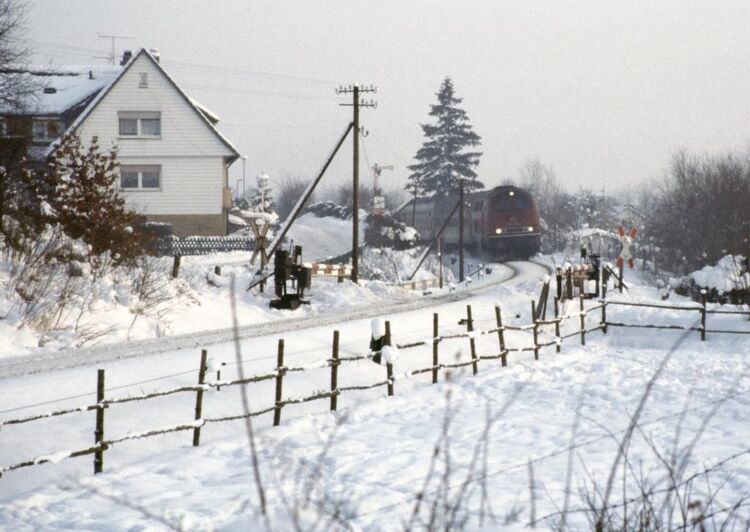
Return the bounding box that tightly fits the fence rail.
[2,294,748,479]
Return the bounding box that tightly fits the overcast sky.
[25,0,750,196]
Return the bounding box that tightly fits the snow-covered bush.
[0,219,197,348]
[305,200,351,220]
[364,212,419,250]
[671,254,749,304]
[359,246,451,284]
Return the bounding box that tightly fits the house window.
[118,112,161,137]
[32,118,61,141]
[120,165,161,190]
[139,72,148,88]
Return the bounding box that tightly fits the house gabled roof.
[49,48,240,161]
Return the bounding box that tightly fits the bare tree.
[0,0,37,112]
[276,173,313,221]
[519,159,574,251]
[646,149,750,272]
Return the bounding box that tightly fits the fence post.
[700,290,707,341]
[94,368,105,474]
[330,330,339,411]
[466,305,478,375]
[192,349,208,446]
[601,300,608,334]
[553,298,561,353]
[531,301,539,361]
[579,294,586,346]
[385,321,394,396]
[274,339,285,426]
[171,255,181,278]
[495,304,507,366]
[432,313,439,383]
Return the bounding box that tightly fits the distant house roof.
[614,204,645,224]
[0,66,121,115]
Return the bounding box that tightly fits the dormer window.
[118,111,161,137]
[32,118,61,142]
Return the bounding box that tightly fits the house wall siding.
[118,156,225,215]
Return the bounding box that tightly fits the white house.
[1,48,240,236]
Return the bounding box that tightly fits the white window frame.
[119,164,162,191]
[118,111,161,138]
[32,118,61,142]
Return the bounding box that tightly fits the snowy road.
[0,260,549,380]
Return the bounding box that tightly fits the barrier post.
[171,255,181,278]
[531,301,539,361]
[94,369,105,474]
[385,321,394,396]
[495,305,507,366]
[466,305,478,375]
[554,298,561,353]
[601,300,608,334]
[273,339,285,426]
[700,291,707,341]
[330,330,339,411]
[432,313,439,383]
[579,294,586,346]
[192,349,208,446]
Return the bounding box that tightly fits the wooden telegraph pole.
[337,84,377,283]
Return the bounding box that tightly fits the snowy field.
[0,266,748,530]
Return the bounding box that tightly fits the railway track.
[0,261,549,380]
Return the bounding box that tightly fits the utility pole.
[97,34,134,65]
[459,176,465,282]
[336,84,377,283]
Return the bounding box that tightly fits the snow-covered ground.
[1,265,748,530]
[0,215,423,360]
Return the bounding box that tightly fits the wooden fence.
[2,295,748,479]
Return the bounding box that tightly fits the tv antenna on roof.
[97,33,135,65]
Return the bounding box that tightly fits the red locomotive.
[397,185,541,258]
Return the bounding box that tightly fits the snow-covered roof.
[188,96,220,125]
[0,66,122,115]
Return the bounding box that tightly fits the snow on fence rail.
[1,296,748,479]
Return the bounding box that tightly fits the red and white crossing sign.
[616,226,637,269]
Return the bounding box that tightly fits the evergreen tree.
[406,77,483,196]
[4,134,147,267]
[250,173,273,213]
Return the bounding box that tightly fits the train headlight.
[527,226,534,232]
[495,228,503,235]
[509,191,515,196]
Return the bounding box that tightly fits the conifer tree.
[406,77,483,196]
[5,134,146,267]
[250,173,273,213]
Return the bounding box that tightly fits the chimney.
[149,48,160,63]
[120,50,132,66]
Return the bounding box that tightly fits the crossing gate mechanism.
[271,245,312,310]
[556,248,602,301]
